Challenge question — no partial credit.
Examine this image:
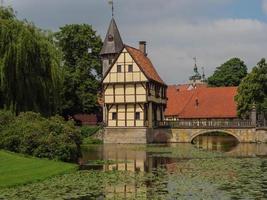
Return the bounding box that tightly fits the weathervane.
[193,57,197,67]
[108,0,114,17]
[193,57,198,74]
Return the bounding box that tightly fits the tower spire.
[100,18,123,56]
[100,3,123,76]
[189,57,202,83]
[193,57,198,74]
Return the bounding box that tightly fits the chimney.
[139,41,147,56]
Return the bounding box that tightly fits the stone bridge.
[150,127,267,143]
[103,119,267,144]
[149,120,267,143]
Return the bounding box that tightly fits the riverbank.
[0,151,77,188]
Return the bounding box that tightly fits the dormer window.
[195,98,199,107]
[117,65,122,72]
[108,34,114,42]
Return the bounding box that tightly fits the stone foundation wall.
[104,128,148,144]
[256,129,267,143]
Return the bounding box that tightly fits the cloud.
[263,0,267,14]
[6,0,235,31]
[6,0,267,84]
[121,18,267,83]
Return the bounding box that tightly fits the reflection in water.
[193,134,267,157]
[79,140,267,199]
[192,135,239,152]
[80,144,147,172]
[80,145,180,199]
[80,144,181,173]
[80,145,147,199]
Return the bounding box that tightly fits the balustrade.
[156,119,255,129]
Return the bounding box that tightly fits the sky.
[4,0,267,84]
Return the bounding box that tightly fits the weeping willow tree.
[0,6,63,115]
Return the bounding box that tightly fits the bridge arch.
[190,129,241,143]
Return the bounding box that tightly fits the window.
[112,112,117,120]
[135,112,140,120]
[117,65,122,72]
[108,34,114,42]
[155,85,160,98]
[128,65,133,72]
[162,88,166,99]
[108,59,112,65]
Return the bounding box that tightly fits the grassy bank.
[0,151,77,188]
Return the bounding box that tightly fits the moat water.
[78,135,267,199]
[2,135,267,199]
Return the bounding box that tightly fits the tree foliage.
[0,6,62,115]
[0,6,15,20]
[208,58,247,87]
[235,59,267,118]
[56,24,102,117]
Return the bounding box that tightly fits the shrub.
[0,110,14,132]
[80,126,100,138]
[83,137,103,145]
[0,111,82,162]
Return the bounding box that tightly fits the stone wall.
[256,128,267,143]
[104,128,148,144]
[103,127,267,144]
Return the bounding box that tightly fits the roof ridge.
[125,45,166,85]
[124,44,141,51]
[199,86,237,90]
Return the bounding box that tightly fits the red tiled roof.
[125,45,165,85]
[165,85,238,119]
[166,85,194,116]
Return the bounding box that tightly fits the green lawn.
[0,150,77,188]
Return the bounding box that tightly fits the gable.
[103,48,148,83]
[125,46,165,85]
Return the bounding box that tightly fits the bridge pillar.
[250,105,257,126]
[148,102,153,128]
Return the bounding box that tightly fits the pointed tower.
[100,18,124,76]
[189,57,202,84]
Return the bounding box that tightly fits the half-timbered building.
[102,44,167,128]
[100,18,167,143]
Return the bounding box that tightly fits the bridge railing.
[156,119,255,129]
